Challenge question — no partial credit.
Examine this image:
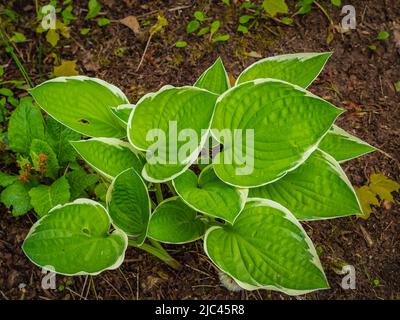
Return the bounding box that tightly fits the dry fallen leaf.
[119,15,141,35]
[52,60,79,77]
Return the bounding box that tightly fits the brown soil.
[0,0,399,300]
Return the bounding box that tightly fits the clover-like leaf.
[106,168,150,245]
[211,79,342,187]
[319,125,375,162]
[194,57,230,95]
[249,150,361,220]
[204,199,328,295]
[70,138,144,179]
[29,176,71,217]
[22,199,128,275]
[236,52,331,88]
[148,197,207,244]
[128,86,218,183]
[173,165,247,223]
[29,76,128,137]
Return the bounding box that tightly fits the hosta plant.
[23,53,375,295]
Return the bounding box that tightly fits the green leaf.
[0,172,17,188]
[29,176,70,217]
[210,20,220,35]
[29,76,128,138]
[80,28,91,35]
[194,57,230,95]
[262,0,288,16]
[30,139,60,179]
[319,125,375,162]
[94,183,107,202]
[106,168,150,245]
[86,0,102,20]
[71,138,144,180]
[186,20,200,33]
[0,88,13,97]
[175,41,188,48]
[249,150,361,220]
[212,34,230,43]
[62,5,77,24]
[128,86,218,183]
[45,116,81,165]
[148,197,207,244]
[1,181,32,216]
[197,26,210,36]
[110,104,134,126]
[239,15,253,24]
[281,17,293,25]
[173,166,247,223]
[11,31,27,43]
[395,81,400,93]
[236,52,332,88]
[194,11,205,22]
[22,199,128,275]
[98,17,111,27]
[237,25,248,33]
[211,79,342,187]
[66,168,99,199]
[204,199,328,294]
[377,31,389,40]
[330,0,341,6]
[8,97,45,154]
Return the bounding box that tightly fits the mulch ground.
[0,0,399,300]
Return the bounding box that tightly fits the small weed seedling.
[185,10,230,44]
[19,53,378,295]
[368,31,390,51]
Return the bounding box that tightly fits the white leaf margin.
[203,198,329,296]
[22,198,128,276]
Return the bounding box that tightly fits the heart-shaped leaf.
[128,86,218,183]
[204,199,328,295]
[29,76,128,137]
[194,57,230,95]
[70,138,144,179]
[29,176,70,217]
[211,79,342,187]
[173,165,247,223]
[319,125,375,162]
[249,150,362,220]
[22,199,128,275]
[236,52,331,88]
[106,168,150,245]
[148,197,207,244]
